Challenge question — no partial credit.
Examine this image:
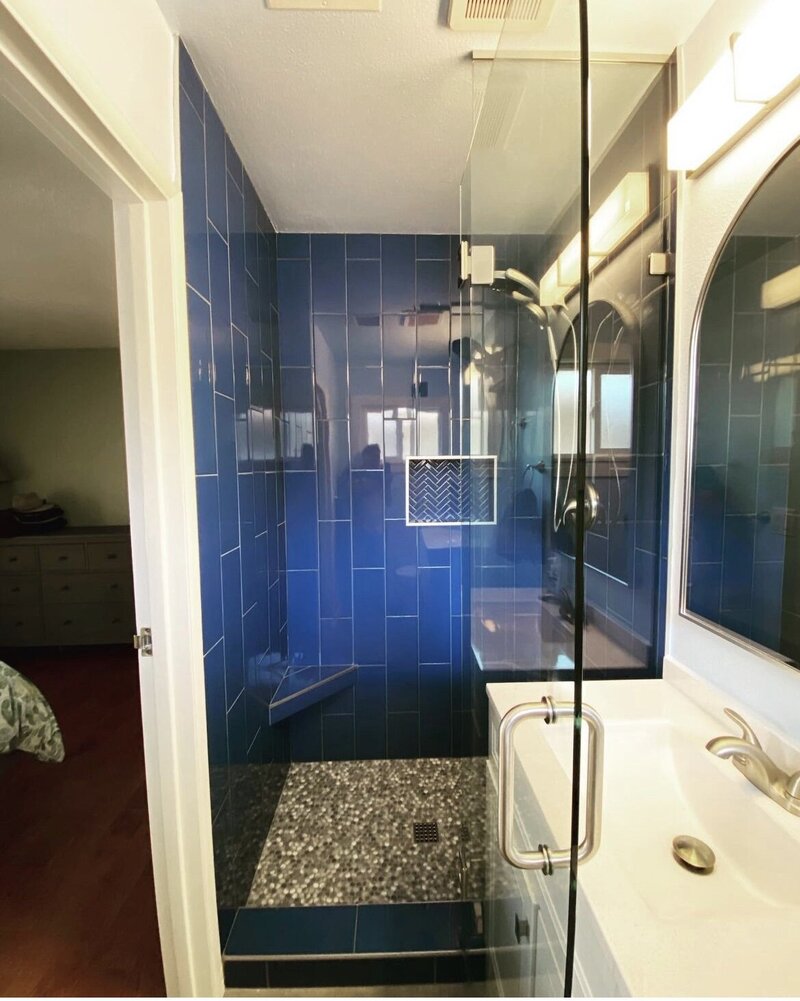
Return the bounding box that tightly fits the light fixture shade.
[762,264,800,310]
[668,0,800,173]
[731,0,800,103]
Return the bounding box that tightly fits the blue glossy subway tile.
[347,234,381,259]
[387,711,419,758]
[226,690,248,764]
[320,618,354,667]
[751,562,785,650]
[419,664,451,757]
[348,314,382,367]
[417,310,451,367]
[221,548,244,707]
[386,520,417,616]
[313,315,348,419]
[232,329,251,472]
[285,472,319,570]
[418,526,451,568]
[224,132,242,189]
[382,315,416,411]
[730,313,764,416]
[278,259,312,367]
[188,289,216,475]
[239,483,259,613]
[215,393,240,554]
[281,366,315,418]
[289,701,322,761]
[225,906,357,957]
[354,665,387,757]
[287,570,320,666]
[243,601,268,690]
[690,466,725,564]
[312,234,346,313]
[695,366,729,465]
[419,567,451,663]
[322,714,355,761]
[278,233,310,259]
[209,227,234,398]
[354,901,462,955]
[196,477,223,652]
[350,369,383,466]
[317,420,351,519]
[687,561,723,623]
[203,641,227,804]
[384,458,407,519]
[416,235,452,260]
[180,89,209,298]
[227,172,247,333]
[347,259,381,315]
[353,569,386,664]
[243,173,259,280]
[224,961,268,989]
[721,515,756,612]
[246,273,260,348]
[416,260,450,311]
[319,520,352,617]
[386,616,419,713]
[381,236,415,313]
[269,579,281,655]
[179,42,204,118]
[204,96,227,238]
[755,466,789,562]
[633,549,657,642]
[352,471,385,568]
[725,416,760,515]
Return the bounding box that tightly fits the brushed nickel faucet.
[706,708,800,817]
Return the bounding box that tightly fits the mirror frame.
[679,139,800,669]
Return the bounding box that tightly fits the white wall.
[668,0,800,740]
[3,0,176,187]
[0,349,130,525]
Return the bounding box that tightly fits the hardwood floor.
[0,646,165,997]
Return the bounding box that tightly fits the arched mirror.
[684,141,800,666]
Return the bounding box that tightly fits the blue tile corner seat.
[261,661,359,725]
[222,902,487,988]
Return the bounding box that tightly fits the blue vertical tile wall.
[179,43,289,911]
[275,234,466,760]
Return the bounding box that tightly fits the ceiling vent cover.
[448,0,556,31]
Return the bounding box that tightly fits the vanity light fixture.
[667,0,800,174]
[761,263,800,311]
[540,171,650,306]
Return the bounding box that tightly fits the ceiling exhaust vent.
[264,0,381,10]
[448,0,556,32]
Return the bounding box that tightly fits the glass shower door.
[459,3,591,996]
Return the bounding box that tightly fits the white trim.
[0,7,222,996]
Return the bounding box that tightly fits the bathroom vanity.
[486,668,800,997]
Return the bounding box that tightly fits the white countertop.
[487,674,800,997]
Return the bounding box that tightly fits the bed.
[0,661,64,762]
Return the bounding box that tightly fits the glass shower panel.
[460,6,587,996]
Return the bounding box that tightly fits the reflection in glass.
[686,141,800,665]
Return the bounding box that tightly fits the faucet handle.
[724,708,763,749]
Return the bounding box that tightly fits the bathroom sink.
[488,675,800,996]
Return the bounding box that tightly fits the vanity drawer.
[42,572,133,605]
[0,546,38,574]
[44,602,135,645]
[0,604,44,644]
[0,576,41,605]
[87,542,131,571]
[40,544,87,572]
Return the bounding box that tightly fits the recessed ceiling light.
[264,0,381,9]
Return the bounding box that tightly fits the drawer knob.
[514,913,530,944]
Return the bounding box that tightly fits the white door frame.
[0,7,222,996]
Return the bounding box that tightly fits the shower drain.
[413,821,439,843]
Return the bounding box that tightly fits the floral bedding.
[0,661,65,763]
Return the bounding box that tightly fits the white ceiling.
[157,0,717,233]
[0,98,118,350]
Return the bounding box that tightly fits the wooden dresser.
[0,526,135,647]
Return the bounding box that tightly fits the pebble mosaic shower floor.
[247,758,487,907]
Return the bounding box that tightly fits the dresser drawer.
[0,576,41,606]
[40,544,87,572]
[87,541,131,571]
[44,602,135,645]
[43,572,133,605]
[0,604,44,645]
[0,546,38,574]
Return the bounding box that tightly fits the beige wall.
[0,349,129,526]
